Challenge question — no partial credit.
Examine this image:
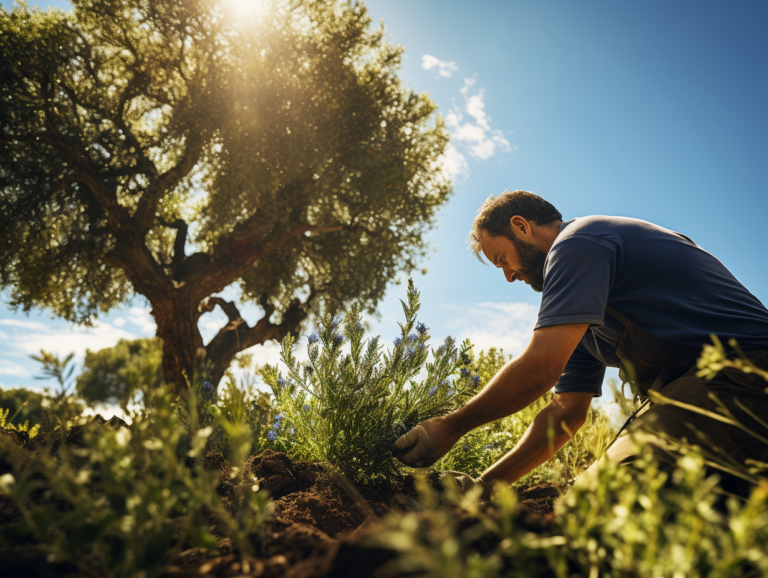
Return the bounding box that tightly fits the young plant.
[261,279,478,485]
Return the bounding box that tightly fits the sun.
[226,0,272,20]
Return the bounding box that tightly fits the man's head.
[468,190,563,292]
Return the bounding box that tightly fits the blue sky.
[1,0,766,395]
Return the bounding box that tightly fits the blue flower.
[429,386,437,396]
[308,333,319,345]
[460,368,470,377]
[417,343,426,352]
[416,322,429,335]
[267,429,277,441]
[393,337,402,348]
[304,404,311,412]
[472,375,480,386]
[407,333,418,342]
[304,363,314,376]
[332,334,345,347]
[463,443,471,452]
[202,381,215,393]
[276,377,286,388]
[405,346,416,357]
[355,321,364,332]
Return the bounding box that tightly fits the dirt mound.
[516,482,569,518]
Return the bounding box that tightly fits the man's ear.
[509,215,532,239]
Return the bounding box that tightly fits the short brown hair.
[468,190,562,258]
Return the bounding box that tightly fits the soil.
[0,418,566,578]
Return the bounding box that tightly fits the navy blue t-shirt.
[536,216,768,397]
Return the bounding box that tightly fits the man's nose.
[504,269,514,283]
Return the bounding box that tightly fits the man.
[392,190,768,490]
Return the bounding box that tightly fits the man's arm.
[392,323,591,467]
[480,391,593,484]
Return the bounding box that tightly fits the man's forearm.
[479,403,580,485]
[446,353,556,437]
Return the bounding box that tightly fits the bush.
[0,384,273,577]
[262,279,478,485]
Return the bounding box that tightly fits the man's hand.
[391,415,462,467]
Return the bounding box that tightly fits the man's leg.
[575,354,768,491]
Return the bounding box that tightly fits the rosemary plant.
[261,280,477,485]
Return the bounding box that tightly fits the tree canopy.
[0,0,452,389]
[76,337,164,406]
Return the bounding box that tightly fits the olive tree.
[0,0,451,390]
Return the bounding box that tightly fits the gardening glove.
[391,417,459,468]
[437,470,495,501]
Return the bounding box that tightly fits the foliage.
[29,349,85,427]
[203,376,273,463]
[362,448,768,578]
[0,406,40,439]
[0,0,452,388]
[76,337,164,407]
[29,350,76,399]
[0,386,53,431]
[0,382,274,577]
[262,279,478,485]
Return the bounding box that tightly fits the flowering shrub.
[261,279,478,484]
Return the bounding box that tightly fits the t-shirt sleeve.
[536,235,618,329]
[554,343,606,397]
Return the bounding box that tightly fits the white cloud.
[0,359,30,377]
[446,78,512,162]
[127,307,156,333]
[113,317,127,327]
[0,319,49,331]
[421,54,459,78]
[437,143,469,182]
[444,301,539,357]
[12,322,138,358]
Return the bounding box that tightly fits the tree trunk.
[153,298,205,394]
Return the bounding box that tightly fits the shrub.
[0,383,273,577]
[262,279,478,485]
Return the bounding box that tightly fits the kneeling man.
[393,190,768,488]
